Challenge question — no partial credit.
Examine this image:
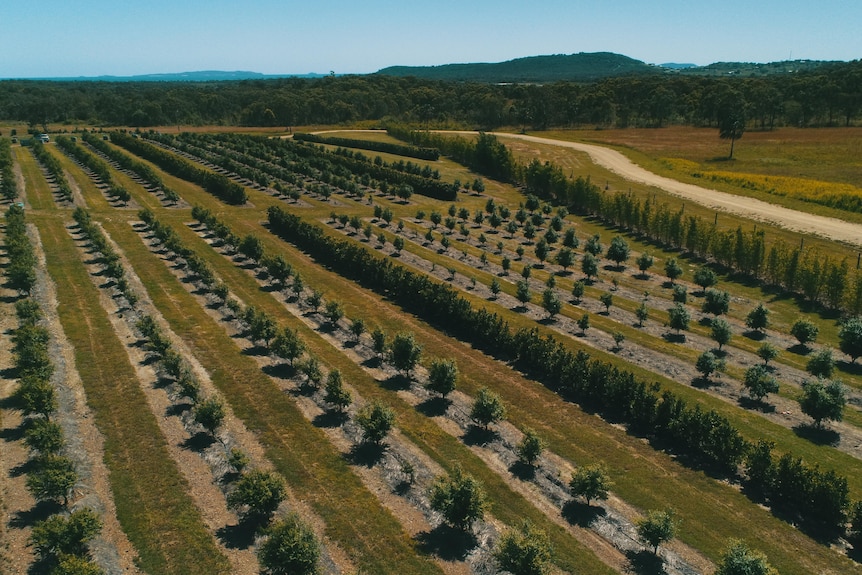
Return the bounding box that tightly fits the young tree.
[584,234,602,256]
[194,396,226,437]
[668,303,690,336]
[757,342,779,366]
[664,258,683,284]
[562,228,579,249]
[501,256,511,275]
[710,318,733,351]
[636,302,649,327]
[745,303,770,333]
[15,376,57,419]
[271,326,305,367]
[227,469,287,521]
[743,365,779,402]
[516,279,532,307]
[493,520,552,575]
[490,278,502,299]
[672,284,687,304]
[571,280,585,304]
[470,387,506,430]
[389,332,422,377]
[324,300,344,326]
[300,356,323,390]
[581,252,598,281]
[715,539,778,575]
[569,463,612,506]
[637,509,678,555]
[26,455,77,505]
[427,358,458,398]
[606,236,630,269]
[800,378,847,427]
[429,466,488,532]
[693,266,718,293]
[636,252,654,277]
[806,348,835,378]
[534,239,549,265]
[696,348,726,380]
[371,327,387,359]
[702,288,731,317]
[305,289,323,312]
[25,418,64,455]
[349,317,365,342]
[29,507,102,563]
[517,428,546,467]
[392,235,405,254]
[599,292,613,314]
[257,513,320,575]
[542,288,562,319]
[355,401,395,445]
[324,369,351,413]
[577,313,590,334]
[555,247,575,271]
[839,316,862,362]
[790,319,819,349]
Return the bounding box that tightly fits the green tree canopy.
[257,513,320,575]
[492,520,553,575]
[429,466,488,532]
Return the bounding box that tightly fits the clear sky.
[2,0,859,78]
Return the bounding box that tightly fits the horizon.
[2,0,859,78]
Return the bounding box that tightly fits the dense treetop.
[3,58,860,129]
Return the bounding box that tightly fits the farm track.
[9,133,862,574]
[440,131,862,249]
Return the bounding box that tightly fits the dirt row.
[353,217,862,464]
[185,220,710,575]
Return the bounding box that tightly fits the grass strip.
[34,215,231,575]
[158,218,619,575]
[103,219,443,575]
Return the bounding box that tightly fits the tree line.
[293,132,440,160]
[30,141,73,203]
[266,203,855,535]
[5,205,105,574]
[109,131,247,204]
[397,130,862,314]
[56,136,132,204]
[0,138,17,201]
[167,131,458,201]
[81,133,181,204]
[2,60,861,129]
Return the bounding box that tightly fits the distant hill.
[11,70,327,82]
[376,52,659,83]
[676,59,840,77]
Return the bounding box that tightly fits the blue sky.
[2,0,859,78]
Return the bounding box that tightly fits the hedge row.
[30,141,73,203]
[4,205,104,571]
[81,133,181,203]
[265,204,853,534]
[57,136,131,204]
[293,132,440,161]
[0,138,17,201]
[110,131,247,205]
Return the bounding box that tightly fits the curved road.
[485,132,862,248]
[316,129,862,248]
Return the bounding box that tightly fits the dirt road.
[480,132,862,248]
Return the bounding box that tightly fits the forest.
[0,59,860,130]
